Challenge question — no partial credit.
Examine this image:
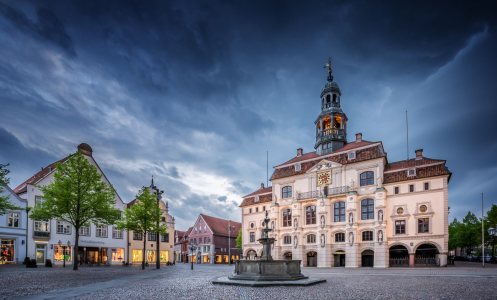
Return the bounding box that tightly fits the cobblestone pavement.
[2,262,496,300]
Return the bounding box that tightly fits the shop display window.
[132,249,143,262]
[147,250,156,262]
[215,255,222,263]
[160,251,169,262]
[223,255,229,263]
[1,240,15,263]
[54,245,72,261]
[203,254,210,263]
[112,248,124,262]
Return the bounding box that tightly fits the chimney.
[41,167,44,170]
[355,133,362,142]
[415,149,423,160]
[261,183,265,189]
[297,148,303,157]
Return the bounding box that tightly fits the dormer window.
[254,196,259,202]
[295,164,301,171]
[408,169,416,176]
[348,152,356,160]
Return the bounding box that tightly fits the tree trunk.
[73,228,79,271]
[142,231,147,270]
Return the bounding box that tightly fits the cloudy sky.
[1,0,496,230]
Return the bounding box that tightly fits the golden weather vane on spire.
[323,57,333,82]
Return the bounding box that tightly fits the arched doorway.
[307,251,317,267]
[246,250,256,260]
[333,250,346,267]
[389,245,409,267]
[415,243,439,266]
[284,252,292,260]
[361,250,374,267]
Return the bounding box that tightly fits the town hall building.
[240,65,451,268]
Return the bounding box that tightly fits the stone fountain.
[212,211,326,287]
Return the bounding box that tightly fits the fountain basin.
[229,260,307,281]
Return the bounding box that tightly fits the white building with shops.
[13,143,127,266]
[0,185,27,264]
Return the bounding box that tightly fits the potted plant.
[23,257,30,265]
[45,259,52,267]
[26,259,38,268]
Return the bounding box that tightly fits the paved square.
[1,262,496,299]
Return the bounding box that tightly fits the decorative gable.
[306,159,342,173]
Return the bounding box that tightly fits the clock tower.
[315,59,348,155]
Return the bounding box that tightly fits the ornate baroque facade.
[240,70,451,268]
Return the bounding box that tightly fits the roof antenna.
[406,111,409,161]
[266,151,268,187]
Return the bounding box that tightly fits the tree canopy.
[29,152,122,270]
[116,187,168,269]
[0,163,21,216]
[235,229,242,250]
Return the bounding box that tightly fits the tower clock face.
[317,170,332,186]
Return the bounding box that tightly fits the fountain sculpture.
[212,211,326,287]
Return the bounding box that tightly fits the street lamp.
[189,239,197,270]
[67,240,71,267]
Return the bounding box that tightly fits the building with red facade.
[175,214,242,264]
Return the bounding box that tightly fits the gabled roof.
[275,140,377,167]
[177,227,193,244]
[200,214,241,237]
[239,193,272,207]
[243,186,272,198]
[13,156,70,194]
[174,230,186,245]
[384,157,446,172]
[271,144,384,181]
[127,199,137,208]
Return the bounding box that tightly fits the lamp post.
[67,240,71,267]
[488,226,496,263]
[25,207,30,261]
[189,239,197,270]
[151,183,163,270]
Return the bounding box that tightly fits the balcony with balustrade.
[297,186,350,200]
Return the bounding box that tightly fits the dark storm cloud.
[1,0,496,229]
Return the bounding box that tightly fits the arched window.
[282,186,292,198]
[361,199,374,220]
[333,94,337,102]
[326,95,330,103]
[306,206,316,224]
[362,231,373,241]
[334,202,345,222]
[360,171,374,186]
[333,116,341,129]
[283,209,292,227]
[307,234,316,243]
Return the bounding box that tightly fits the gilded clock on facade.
[317,170,332,186]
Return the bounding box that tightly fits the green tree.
[459,211,481,255]
[29,152,121,270]
[448,218,461,251]
[116,187,168,269]
[235,229,242,251]
[0,163,21,216]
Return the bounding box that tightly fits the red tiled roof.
[177,227,193,244]
[384,157,446,172]
[239,193,272,207]
[127,199,136,208]
[275,140,377,167]
[243,186,272,198]
[174,230,186,245]
[384,164,451,184]
[13,156,70,194]
[201,214,241,237]
[271,145,384,181]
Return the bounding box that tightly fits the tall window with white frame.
[250,232,255,242]
[395,220,406,234]
[112,227,123,239]
[362,231,373,241]
[96,225,107,237]
[334,202,345,222]
[283,209,292,227]
[307,234,316,243]
[79,226,90,236]
[360,171,374,186]
[361,199,374,220]
[306,206,316,224]
[282,186,292,198]
[283,236,292,244]
[56,221,71,234]
[7,212,19,227]
[418,218,429,233]
[335,232,345,242]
